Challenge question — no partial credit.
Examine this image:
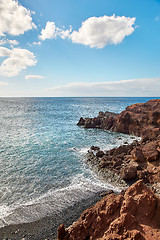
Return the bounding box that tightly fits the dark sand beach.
[0,191,110,240]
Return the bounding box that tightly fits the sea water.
[0,97,156,227]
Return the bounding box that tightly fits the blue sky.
[0,0,160,97]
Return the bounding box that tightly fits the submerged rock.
[90,146,100,151]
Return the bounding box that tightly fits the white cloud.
[69,15,136,48]
[48,78,160,97]
[8,40,19,46]
[33,41,41,46]
[39,21,72,41]
[59,26,73,40]
[0,39,7,45]
[0,47,37,77]
[39,22,58,40]
[0,46,11,57]
[40,15,135,48]
[25,75,45,79]
[0,0,36,37]
[0,39,19,47]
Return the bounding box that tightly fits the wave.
[0,174,120,228]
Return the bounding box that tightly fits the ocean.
[0,97,156,227]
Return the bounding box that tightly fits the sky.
[0,0,160,97]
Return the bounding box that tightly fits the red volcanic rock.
[142,141,159,162]
[120,164,137,180]
[57,224,68,240]
[57,180,160,240]
[131,147,145,163]
[96,150,105,158]
[77,99,160,139]
[111,99,160,138]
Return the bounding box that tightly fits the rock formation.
[57,180,160,240]
[77,99,160,141]
[86,138,160,186]
[78,99,160,187]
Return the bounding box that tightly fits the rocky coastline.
[78,99,160,191]
[58,99,160,240]
[1,99,160,240]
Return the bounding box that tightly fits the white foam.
[78,148,89,154]
[0,174,119,228]
[69,147,89,154]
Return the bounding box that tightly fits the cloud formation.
[0,39,19,47]
[48,78,160,97]
[39,15,135,48]
[25,75,45,79]
[69,15,135,48]
[32,41,41,46]
[0,0,36,37]
[39,21,72,40]
[0,47,37,77]
[39,22,57,40]
[0,46,11,57]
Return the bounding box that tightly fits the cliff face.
[58,180,160,240]
[77,99,160,141]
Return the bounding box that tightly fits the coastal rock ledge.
[77,99,160,141]
[79,99,160,187]
[58,180,160,240]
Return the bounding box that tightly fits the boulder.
[131,147,146,163]
[90,146,100,151]
[96,150,105,158]
[121,165,137,180]
[57,224,68,240]
[142,141,159,162]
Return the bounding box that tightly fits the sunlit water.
[0,97,156,226]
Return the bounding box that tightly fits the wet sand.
[0,191,108,240]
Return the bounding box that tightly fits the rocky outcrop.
[77,99,160,141]
[57,180,160,240]
[78,99,160,187]
[77,111,117,130]
[86,138,160,185]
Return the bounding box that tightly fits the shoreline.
[0,140,134,239]
[0,188,120,240]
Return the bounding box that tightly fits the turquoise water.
[0,97,156,226]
